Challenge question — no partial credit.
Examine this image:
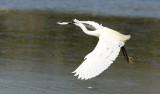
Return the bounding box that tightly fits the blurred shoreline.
[0,9,160,20]
[0,0,160,18]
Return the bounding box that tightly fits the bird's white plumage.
[80,20,103,29]
[58,19,131,80]
[72,30,126,80]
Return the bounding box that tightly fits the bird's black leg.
[121,46,133,64]
[121,46,129,62]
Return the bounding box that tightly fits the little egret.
[57,19,133,80]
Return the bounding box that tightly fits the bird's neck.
[78,24,99,37]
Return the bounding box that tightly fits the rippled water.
[0,10,159,94]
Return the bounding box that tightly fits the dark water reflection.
[0,10,159,94]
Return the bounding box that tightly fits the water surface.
[0,10,159,94]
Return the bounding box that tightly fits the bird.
[57,19,133,80]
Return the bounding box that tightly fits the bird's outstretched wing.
[72,36,125,80]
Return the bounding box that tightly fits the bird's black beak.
[68,21,75,24]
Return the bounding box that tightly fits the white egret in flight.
[57,19,133,80]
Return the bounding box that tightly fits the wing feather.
[72,29,130,80]
[72,35,125,80]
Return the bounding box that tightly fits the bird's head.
[57,19,103,31]
[72,19,103,31]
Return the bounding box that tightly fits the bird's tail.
[121,34,131,42]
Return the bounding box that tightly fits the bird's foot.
[128,56,133,64]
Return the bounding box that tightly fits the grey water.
[0,1,160,94]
